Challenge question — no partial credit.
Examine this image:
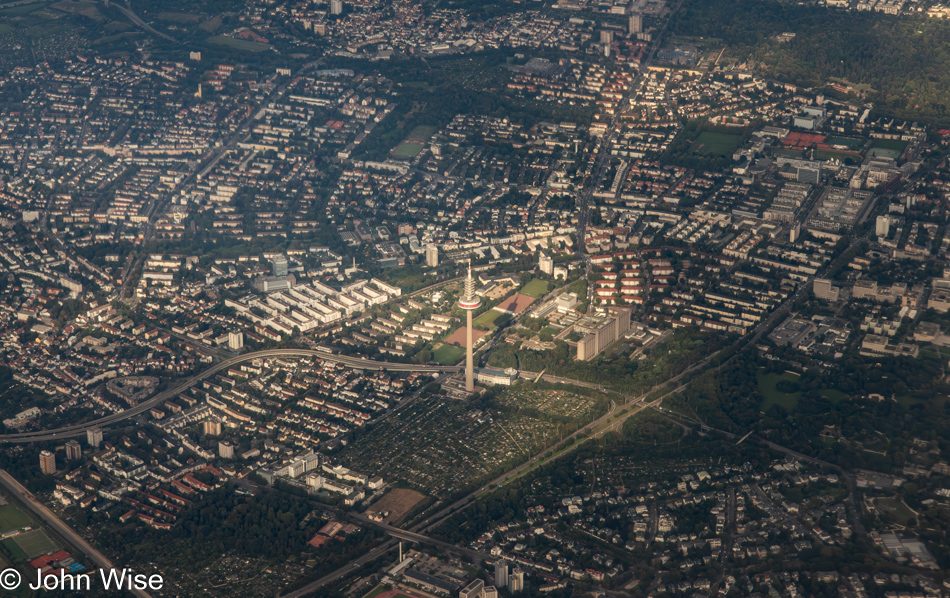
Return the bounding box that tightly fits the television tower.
[458,261,481,392]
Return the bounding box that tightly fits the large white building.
[426,244,439,267]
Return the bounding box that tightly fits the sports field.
[472,309,509,331]
[392,140,425,159]
[520,279,550,297]
[826,136,863,149]
[2,538,25,561]
[494,292,536,315]
[689,131,742,156]
[814,149,859,163]
[406,125,436,141]
[432,343,464,365]
[207,35,270,52]
[0,504,31,533]
[14,529,57,558]
[443,327,487,346]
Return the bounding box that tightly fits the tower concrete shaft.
[457,262,481,393]
[466,309,474,391]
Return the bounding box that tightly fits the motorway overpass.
[0,349,459,444]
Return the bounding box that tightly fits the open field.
[814,149,860,163]
[0,504,31,534]
[690,131,742,156]
[494,293,535,315]
[2,538,25,561]
[432,343,464,365]
[444,327,486,347]
[875,497,915,525]
[472,309,509,331]
[157,12,201,23]
[773,147,804,158]
[363,488,428,525]
[0,2,48,17]
[519,279,550,297]
[757,370,801,412]
[868,138,907,159]
[826,136,864,149]
[207,35,270,52]
[13,529,56,558]
[50,0,102,19]
[870,137,908,151]
[406,125,437,141]
[392,140,425,159]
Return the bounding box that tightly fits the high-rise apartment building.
[426,244,439,268]
[65,440,82,460]
[87,428,103,448]
[39,450,56,475]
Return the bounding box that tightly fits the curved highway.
[0,349,459,444]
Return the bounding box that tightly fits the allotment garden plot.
[338,388,607,498]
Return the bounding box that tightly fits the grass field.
[392,140,425,159]
[432,343,464,365]
[826,136,864,149]
[207,35,270,52]
[868,147,902,159]
[472,309,508,330]
[875,497,915,525]
[821,388,847,403]
[13,529,56,558]
[868,138,907,160]
[0,504,31,534]
[870,138,908,151]
[157,11,201,22]
[814,149,860,163]
[406,125,436,141]
[757,370,801,412]
[0,23,11,34]
[0,2,47,16]
[50,0,103,19]
[690,131,742,156]
[2,538,25,561]
[520,279,550,297]
[774,148,804,158]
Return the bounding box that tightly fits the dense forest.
[670,0,950,121]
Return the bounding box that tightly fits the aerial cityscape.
[0,0,949,596]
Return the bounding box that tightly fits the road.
[0,349,459,444]
[106,0,177,44]
[115,60,324,301]
[282,223,877,596]
[0,470,153,598]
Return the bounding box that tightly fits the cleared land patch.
[363,488,427,525]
